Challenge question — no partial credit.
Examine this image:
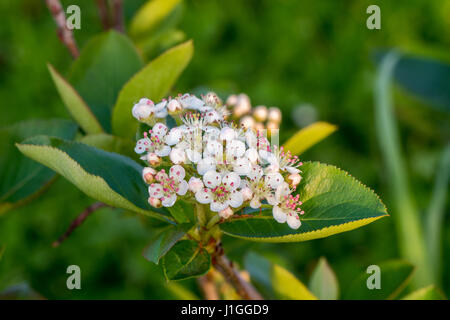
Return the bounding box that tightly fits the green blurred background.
[0,0,448,299]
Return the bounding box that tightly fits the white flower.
[243,166,282,208]
[148,165,188,207]
[245,130,272,163]
[132,98,168,122]
[180,93,206,110]
[169,147,187,164]
[195,171,243,212]
[265,145,302,174]
[272,182,304,229]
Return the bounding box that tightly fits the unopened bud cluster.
[133,92,304,229]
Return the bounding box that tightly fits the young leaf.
[48,64,104,134]
[402,285,446,300]
[220,162,388,242]
[80,133,136,159]
[282,122,337,155]
[16,136,170,221]
[68,31,144,132]
[309,257,339,300]
[0,119,77,215]
[142,225,186,264]
[374,51,450,112]
[112,40,194,138]
[162,240,210,280]
[343,260,415,300]
[244,252,317,300]
[130,0,182,39]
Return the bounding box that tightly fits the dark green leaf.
[0,119,77,215]
[220,162,388,242]
[162,240,210,280]
[69,31,144,132]
[17,136,170,221]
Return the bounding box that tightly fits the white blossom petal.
[165,128,183,145]
[169,148,186,164]
[197,157,216,175]
[161,194,177,207]
[211,200,228,212]
[273,206,287,223]
[152,123,168,138]
[195,188,212,204]
[233,157,251,176]
[177,180,188,196]
[266,172,283,189]
[156,145,171,157]
[248,165,263,180]
[186,149,202,164]
[169,165,186,181]
[148,183,163,198]
[221,172,241,190]
[226,140,246,158]
[229,191,243,208]
[250,196,261,209]
[287,212,301,229]
[203,171,221,188]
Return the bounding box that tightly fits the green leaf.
[220,162,388,242]
[165,282,199,300]
[344,260,415,300]
[402,285,446,300]
[282,122,337,155]
[375,51,450,112]
[130,0,182,39]
[0,119,78,215]
[16,136,170,221]
[48,64,104,134]
[79,133,136,159]
[162,240,210,280]
[244,252,317,300]
[142,225,186,264]
[0,245,5,262]
[309,257,339,300]
[68,31,144,132]
[112,40,194,138]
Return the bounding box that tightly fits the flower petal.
[156,145,171,157]
[233,157,251,176]
[177,180,188,196]
[169,165,186,181]
[229,190,243,208]
[266,172,283,189]
[287,212,301,229]
[195,188,212,204]
[148,183,163,198]
[211,200,228,212]
[161,194,177,207]
[221,172,241,190]
[152,123,168,138]
[197,157,216,175]
[273,206,287,223]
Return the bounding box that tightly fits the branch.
[52,202,108,247]
[45,0,79,58]
[212,244,263,300]
[95,0,111,30]
[197,273,220,300]
[111,0,124,33]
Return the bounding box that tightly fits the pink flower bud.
[219,207,234,219]
[240,116,255,129]
[253,105,268,122]
[142,167,157,184]
[147,153,162,166]
[287,173,302,186]
[167,99,182,114]
[188,177,204,193]
[268,107,282,123]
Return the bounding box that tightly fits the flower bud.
[142,167,157,184]
[287,173,302,186]
[239,115,255,129]
[167,99,182,114]
[254,122,265,132]
[266,121,279,137]
[204,92,222,107]
[253,105,268,122]
[147,153,162,166]
[268,107,282,124]
[188,177,204,193]
[226,94,238,106]
[241,187,253,201]
[148,197,162,208]
[132,104,151,121]
[219,207,234,219]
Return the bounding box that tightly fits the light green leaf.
[162,240,210,281]
[344,260,415,300]
[130,0,182,39]
[142,225,186,264]
[79,133,136,159]
[165,282,199,300]
[0,119,78,215]
[402,285,446,300]
[309,257,339,300]
[244,252,317,300]
[48,64,104,134]
[112,40,194,138]
[282,122,337,155]
[68,30,144,132]
[16,136,170,221]
[220,162,388,242]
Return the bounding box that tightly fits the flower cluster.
[133,93,304,229]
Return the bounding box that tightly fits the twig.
[112,0,124,33]
[45,0,79,58]
[52,202,108,247]
[212,244,263,300]
[197,273,220,300]
[95,0,111,30]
